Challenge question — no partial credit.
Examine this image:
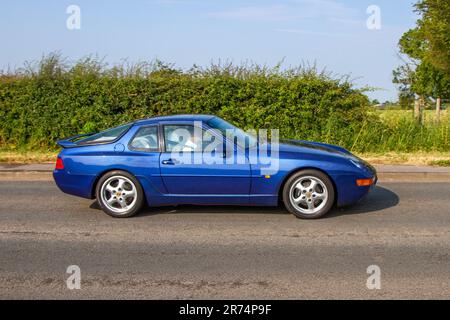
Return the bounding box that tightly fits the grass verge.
[355,152,450,166]
[0,150,57,164]
[1,149,449,166]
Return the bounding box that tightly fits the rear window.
[76,123,132,145]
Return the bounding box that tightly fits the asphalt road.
[0,178,449,299]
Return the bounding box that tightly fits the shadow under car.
[89,185,399,219]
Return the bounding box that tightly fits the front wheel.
[282,169,335,219]
[96,170,144,218]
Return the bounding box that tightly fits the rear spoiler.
[56,132,95,148]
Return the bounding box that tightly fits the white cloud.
[208,0,359,22]
[330,17,365,26]
[209,5,291,22]
[153,0,203,5]
[290,0,358,20]
[276,28,352,37]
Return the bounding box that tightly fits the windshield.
[76,123,132,145]
[206,117,258,149]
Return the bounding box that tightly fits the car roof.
[134,114,216,125]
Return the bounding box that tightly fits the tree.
[393,0,450,121]
[415,0,450,72]
[393,55,424,121]
[415,61,450,119]
[415,0,450,120]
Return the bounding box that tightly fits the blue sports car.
[53,115,377,219]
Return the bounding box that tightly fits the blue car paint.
[53,115,377,208]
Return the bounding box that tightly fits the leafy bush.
[0,54,448,153]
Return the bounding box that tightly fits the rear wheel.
[282,169,335,219]
[96,170,144,218]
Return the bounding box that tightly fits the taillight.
[55,157,64,170]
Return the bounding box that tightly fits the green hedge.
[0,55,448,152]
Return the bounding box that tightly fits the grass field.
[360,109,450,165]
[374,109,449,124]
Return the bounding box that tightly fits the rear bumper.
[53,169,96,199]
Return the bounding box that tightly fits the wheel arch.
[91,168,140,199]
[277,167,338,205]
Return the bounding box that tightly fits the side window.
[129,126,159,151]
[164,124,222,152]
[164,125,198,152]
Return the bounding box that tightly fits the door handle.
[162,159,177,165]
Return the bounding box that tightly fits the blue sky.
[0,0,418,101]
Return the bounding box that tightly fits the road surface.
[0,178,449,299]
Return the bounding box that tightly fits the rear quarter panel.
[53,126,165,200]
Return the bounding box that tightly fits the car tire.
[282,169,335,219]
[96,170,144,218]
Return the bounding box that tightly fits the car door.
[126,124,168,197]
[159,122,251,196]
